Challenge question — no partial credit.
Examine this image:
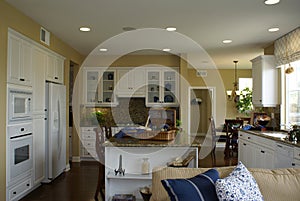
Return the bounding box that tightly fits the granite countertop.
[242,130,300,148]
[103,132,205,147]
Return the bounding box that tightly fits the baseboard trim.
[65,163,71,172]
[72,156,81,163]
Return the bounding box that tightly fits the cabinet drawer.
[81,132,96,140]
[294,147,300,160]
[239,132,254,141]
[8,177,32,201]
[81,148,97,159]
[81,127,96,132]
[255,136,275,150]
[82,140,95,148]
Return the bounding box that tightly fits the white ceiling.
[6,0,300,69]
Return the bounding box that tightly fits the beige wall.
[0,2,85,199]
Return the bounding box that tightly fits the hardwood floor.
[20,147,237,201]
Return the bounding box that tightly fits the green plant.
[236,87,253,116]
[92,110,106,126]
[176,119,182,127]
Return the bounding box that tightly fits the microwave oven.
[8,85,33,123]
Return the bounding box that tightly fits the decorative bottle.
[142,158,150,174]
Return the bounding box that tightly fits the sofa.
[150,166,300,201]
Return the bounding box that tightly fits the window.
[281,60,300,128]
[239,78,252,91]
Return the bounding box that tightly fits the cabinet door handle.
[19,78,25,81]
[54,76,58,79]
[261,150,265,153]
[13,192,16,195]
[248,137,251,139]
[277,145,283,148]
[44,118,47,120]
[292,163,295,166]
[243,143,246,146]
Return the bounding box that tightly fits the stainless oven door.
[9,133,33,182]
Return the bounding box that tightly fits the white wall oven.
[7,85,32,123]
[7,123,33,185]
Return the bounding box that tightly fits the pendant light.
[228,60,239,101]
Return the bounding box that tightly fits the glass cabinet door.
[101,71,115,103]
[163,71,177,104]
[147,71,160,104]
[86,70,100,103]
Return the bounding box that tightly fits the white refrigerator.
[43,82,66,183]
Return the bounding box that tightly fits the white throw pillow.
[215,161,264,201]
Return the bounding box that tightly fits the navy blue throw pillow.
[161,169,219,201]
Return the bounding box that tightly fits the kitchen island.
[103,133,204,201]
[239,130,300,170]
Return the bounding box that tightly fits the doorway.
[188,87,216,136]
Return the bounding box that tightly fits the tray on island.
[125,129,177,141]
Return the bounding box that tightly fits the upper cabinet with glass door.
[146,67,179,107]
[83,67,117,106]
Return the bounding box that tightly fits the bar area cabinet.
[83,67,117,106]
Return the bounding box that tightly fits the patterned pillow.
[215,161,264,201]
[161,168,219,201]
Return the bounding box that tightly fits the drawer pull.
[261,150,265,153]
[26,183,30,187]
[20,78,25,81]
[55,76,58,79]
[248,137,251,139]
[243,143,246,146]
[292,163,295,166]
[13,192,16,195]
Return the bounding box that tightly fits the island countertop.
[241,130,300,148]
[103,133,205,147]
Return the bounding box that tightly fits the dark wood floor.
[20,147,237,201]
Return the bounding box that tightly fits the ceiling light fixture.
[223,39,232,44]
[227,60,239,102]
[264,0,280,5]
[79,27,91,32]
[268,27,279,32]
[99,48,108,52]
[162,48,171,52]
[166,27,176,31]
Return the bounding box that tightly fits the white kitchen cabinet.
[32,46,46,114]
[80,127,97,160]
[7,30,33,86]
[146,67,179,107]
[46,53,64,84]
[292,147,300,167]
[239,131,275,169]
[32,114,46,185]
[83,67,117,106]
[251,55,278,107]
[116,67,146,97]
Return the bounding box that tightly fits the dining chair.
[94,127,106,201]
[209,117,217,165]
[224,119,244,157]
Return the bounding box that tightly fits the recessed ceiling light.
[264,0,280,5]
[268,27,279,32]
[79,27,91,32]
[222,39,232,44]
[166,27,177,31]
[162,48,171,52]
[99,48,108,52]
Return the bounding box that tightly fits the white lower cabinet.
[80,127,97,160]
[33,114,46,185]
[7,177,32,201]
[239,131,275,169]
